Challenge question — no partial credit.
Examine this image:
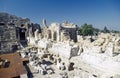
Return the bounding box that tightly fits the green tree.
[94,28,100,35]
[77,27,82,35]
[80,23,94,36]
[111,30,120,33]
[103,26,110,33]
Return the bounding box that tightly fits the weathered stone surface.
[0,13,41,53]
[1,13,120,78]
[42,19,77,42]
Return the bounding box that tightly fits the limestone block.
[34,29,39,41]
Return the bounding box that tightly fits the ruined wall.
[42,20,78,42]
[61,27,77,42]
[0,13,41,53]
[0,23,18,53]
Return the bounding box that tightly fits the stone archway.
[19,28,26,40]
[53,31,57,41]
[48,30,52,39]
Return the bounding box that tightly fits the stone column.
[34,29,39,41]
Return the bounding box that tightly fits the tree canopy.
[77,24,120,36]
[102,26,110,33]
[78,23,95,36]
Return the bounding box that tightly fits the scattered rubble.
[0,13,120,78]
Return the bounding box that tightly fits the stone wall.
[0,23,18,53]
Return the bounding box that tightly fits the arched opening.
[68,62,74,71]
[53,31,57,41]
[19,28,26,40]
[48,30,52,39]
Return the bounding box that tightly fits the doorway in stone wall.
[19,28,26,40]
[48,30,52,39]
[53,31,57,41]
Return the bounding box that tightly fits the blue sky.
[0,0,120,30]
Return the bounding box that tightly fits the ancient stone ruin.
[0,13,120,78]
[0,13,41,53]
